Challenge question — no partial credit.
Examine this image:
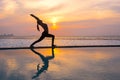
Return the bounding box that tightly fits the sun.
[51,17,58,29]
[52,23,57,29]
[51,17,57,24]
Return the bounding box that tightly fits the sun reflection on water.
[0,48,120,80]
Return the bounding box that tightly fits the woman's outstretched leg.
[30,35,45,48]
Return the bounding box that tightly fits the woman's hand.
[30,14,34,17]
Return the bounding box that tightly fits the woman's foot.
[52,45,56,49]
[30,45,34,49]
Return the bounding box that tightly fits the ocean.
[0,36,120,48]
[0,36,120,80]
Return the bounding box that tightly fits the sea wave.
[0,37,120,48]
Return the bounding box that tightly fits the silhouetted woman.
[30,14,55,48]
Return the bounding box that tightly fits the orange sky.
[0,0,120,36]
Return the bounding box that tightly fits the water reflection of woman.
[30,48,54,79]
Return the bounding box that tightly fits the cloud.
[17,0,64,10]
[90,0,120,12]
[1,0,119,20]
[0,0,18,19]
[0,0,120,36]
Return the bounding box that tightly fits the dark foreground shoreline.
[0,45,120,50]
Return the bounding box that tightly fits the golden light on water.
[7,59,18,70]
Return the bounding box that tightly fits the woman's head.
[37,20,43,23]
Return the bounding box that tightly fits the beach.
[0,47,120,80]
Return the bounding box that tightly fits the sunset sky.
[0,0,120,36]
